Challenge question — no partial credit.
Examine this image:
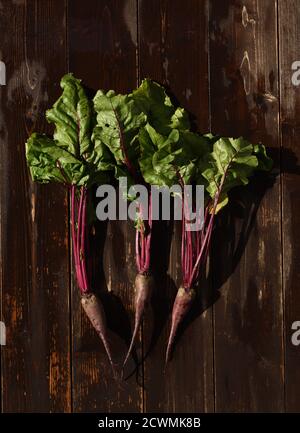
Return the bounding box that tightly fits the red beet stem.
[123,272,154,367]
[80,187,88,292]
[71,185,85,291]
[81,293,116,373]
[165,287,195,365]
[70,185,90,293]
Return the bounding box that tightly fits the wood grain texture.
[1,0,300,414]
[139,0,214,413]
[68,0,142,413]
[0,0,70,412]
[209,0,284,412]
[278,0,300,413]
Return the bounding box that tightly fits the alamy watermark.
[292,61,300,86]
[95,177,205,231]
[0,321,6,346]
[291,321,300,346]
[0,60,6,86]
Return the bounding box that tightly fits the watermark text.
[0,321,6,346]
[96,178,204,231]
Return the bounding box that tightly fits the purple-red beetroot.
[123,272,155,366]
[165,287,195,364]
[165,183,221,363]
[71,185,115,370]
[81,293,114,367]
[123,197,154,367]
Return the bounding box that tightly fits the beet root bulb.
[165,287,195,365]
[81,293,115,370]
[123,272,155,367]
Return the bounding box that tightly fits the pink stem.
[201,206,209,248]
[136,194,153,274]
[187,224,193,282]
[194,206,205,281]
[136,227,141,272]
[194,208,205,281]
[145,237,151,270]
[144,194,152,271]
[188,211,215,288]
[187,168,228,289]
[188,174,225,288]
[182,213,189,286]
[196,211,200,259]
[77,187,84,276]
[80,188,89,293]
[181,197,185,279]
[182,190,194,287]
[202,221,213,269]
[140,230,145,271]
[142,234,147,272]
[71,185,84,292]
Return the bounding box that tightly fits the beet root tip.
[165,287,195,365]
[81,293,116,373]
[123,272,155,368]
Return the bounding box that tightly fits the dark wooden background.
[0,0,299,413]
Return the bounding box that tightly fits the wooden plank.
[68,0,142,413]
[139,0,214,412]
[0,0,70,412]
[209,0,284,412]
[278,0,300,413]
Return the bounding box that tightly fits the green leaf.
[87,136,114,172]
[133,79,190,134]
[26,74,112,187]
[25,133,85,184]
[139,123,210,187]
[138,126,164,186]
[46,73,93,157]
[139,125,180,187]
[200,137,272,213]
[26,72,273,210]
[93,89,147,172]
